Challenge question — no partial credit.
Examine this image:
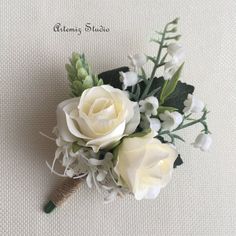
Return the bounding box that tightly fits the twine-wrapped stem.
[44,178,82,213]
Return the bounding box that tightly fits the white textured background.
[1,0,236,235]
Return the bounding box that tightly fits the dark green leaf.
[174,155,183,168]
[158,106,178,113]
[162,81,194,113]
[146,77,194,114]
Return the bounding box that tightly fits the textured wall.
[1,0,236,235]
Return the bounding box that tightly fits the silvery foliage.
[46,128,128,202]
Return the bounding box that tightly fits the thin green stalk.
[140,24,169,100]
[159,110,209,135]
[150,24,169,79]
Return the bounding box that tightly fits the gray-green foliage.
[65,53,103,97]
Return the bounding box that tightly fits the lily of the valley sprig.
[43,18,212,213]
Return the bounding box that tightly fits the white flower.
[140,115,160,133]
[159,111,183,131]
[139,96,159,117]
[183,94,204,113]
[163,61,177,80]
[114,131,178,200]
[128,53,147,70]
[164,43,185,80]
[167,43,185,64]
[119,71,139,90]
[56,85,140,152]
[147,117,161,132]
[193,133,212,151]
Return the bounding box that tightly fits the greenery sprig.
[65,53,103,97]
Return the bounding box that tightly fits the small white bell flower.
[119,71,139,90]
[164,43,185,80]
[159,111,183,131]
[183,94,205,114]
[147,117,161,133]
[193,133,212,151]
[139,96,159,117]
[163,61,177,80]
[128,53,147,70]
[140,115,161,133]
[167,43,185,64]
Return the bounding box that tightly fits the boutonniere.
[43,18,212,213]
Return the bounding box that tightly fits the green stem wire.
[140,22,171,100]
[159,109,210,136]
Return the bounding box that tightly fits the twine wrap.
[44,178,81,213]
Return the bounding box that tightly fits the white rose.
[56,85,140,152]
[114,131,178,200]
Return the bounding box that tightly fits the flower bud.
[77,68,88,79]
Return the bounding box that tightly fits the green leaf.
[65,64,76,77]
[76,59,83,70]
[93,74,99,84]
[162,81,194,113]
[160,63,184,103]
[147,56,156,64]
[134,84,141,100]
[140,67,147,81]
[158,106,178,114]
[72,80,83,95]
[97,79,104,86]
[77,68,88,79]
[172,134,185,142]
[146,77,194,114]
[67,74,75,83]
[71,52,80,66]
[146,86,161,97]
[83,75,93,89]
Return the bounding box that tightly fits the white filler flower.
[128,53,147,70]
[56,85,140,152]
[114,131,178,200]
[193,133,212,151]
[159,111,183,131]
[183,94,204,113]
[119,71,139,90]
[139,96,159,117]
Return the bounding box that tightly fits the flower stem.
[159,109,210,136]
[140,25,169,100]
[150,24,169,79]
